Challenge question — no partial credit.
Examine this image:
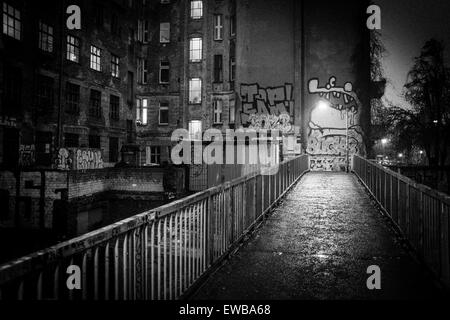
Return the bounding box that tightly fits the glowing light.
[398,153,403,158]
[381,138,389,145]
[317,100,330,111]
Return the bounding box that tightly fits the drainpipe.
[56,0,65,149]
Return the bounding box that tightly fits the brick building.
[0,0,138,170]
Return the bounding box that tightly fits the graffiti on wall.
[55,148,103,170]
[239,83,294,132]
[307,76,364,171]
[19,145,35,167]
[56,148,71,170]
[0,116,18,128]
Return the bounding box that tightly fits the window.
[111,55,120,78]
[189,78,202,104]
[160,22,170,43]
[126,120,134,143]
[190,1,203,19]
[137,20,149,43]
[229,99,235,124]
[66,35,80,63]
[90,46,102,71]
[110,95,120,120]
[146,146,161,165]
[213,14,223,40]
[109,137,119,163]
[189,120,202,140]
[127,71,134,105]
[2,3,21,40]
[159,102,169,125]
[213,99,222,124]
[39,21,53,52]
[230,14,236,36]
[64,133,79,148]
[65,82,80,114]
[189,37,202,62]
[2,66,22,113]
[137,58,148,84]
[159,61,170,84]
[37,75,54,110]
[89,89,102,118]
[213,54,223,83]
[136,98,148,125]
[89,135,101,149]
[230,57,236,82]
[161,0,170,4]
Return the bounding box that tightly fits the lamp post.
[317,100,350,173]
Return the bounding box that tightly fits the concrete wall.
[303,0,370,171]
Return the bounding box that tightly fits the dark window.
[109,137,119,162]
[110,95,120,120]
[89,135,101,149]
[64,133,79,148]
[159,102,169,125]
[89,89,102,118]
[126,120,134,143]
[0,190,9,221]
[2,66,22,115]
[65,82,80,114]
[213,55,223,83]
[36,75,54,112]
[230,14,236,36]
[111,55,120,78]
[39,21,54,52]
[35,131,53,166]
[127,71,134,106]
[230,57,236,82]
[159,61,170,84]
[2,128,19,168]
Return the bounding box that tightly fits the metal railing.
[353,155,450,287]
[0,155,309,300]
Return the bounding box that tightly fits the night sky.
[378,0,450,108]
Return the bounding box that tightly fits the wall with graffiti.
[307,77,364,171]
[19,145,36,167]
[239,83,294,133]
[55,148,104,171]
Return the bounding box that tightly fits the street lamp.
[381,138,389,162]
[316,100,351,173]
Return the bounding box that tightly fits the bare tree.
[387,39,450,166]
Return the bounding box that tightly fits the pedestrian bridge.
[0,156,449,300]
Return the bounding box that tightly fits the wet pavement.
[192,172,445,300]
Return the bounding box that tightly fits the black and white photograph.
[0,0,449,312]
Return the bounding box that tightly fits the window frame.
[65,82,80,114]
[160,22,170,43]
[90,45,102,72]
[159,102,169,125]
[66,35,80,63]
[188,78,202,104]
[110,95,120,121]
[190,1,203,19]
[38,20,54,53]
[213,99,223,124]
[213,14,223,41]
[111,54,120,78]
[2,3,21,40]
[189,37,202,62]
[159,60,170,84]
[89,89,102,118]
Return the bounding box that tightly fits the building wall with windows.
[0,0,138,169]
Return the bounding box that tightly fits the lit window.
[213,14,223,40]
[137,98,148,125]
[190,1,203,19]
[189,120,202,140]
[159,102,169,125]
[160,22,170,43]
[111,55,120,78]
[189,37,202,62]
[90,46,102,71]
[39,21,53,52]
[159,61,170,84]
[66,35,80,63]
[189,78,202,104]
[213,99,222,124]
[229,99,235,124]
[2,3,21,40]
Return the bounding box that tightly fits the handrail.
[0,155,310,300]
[353,155,450,287]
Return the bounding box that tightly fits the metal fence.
[353,155,450,287]
[0,155,309,300]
